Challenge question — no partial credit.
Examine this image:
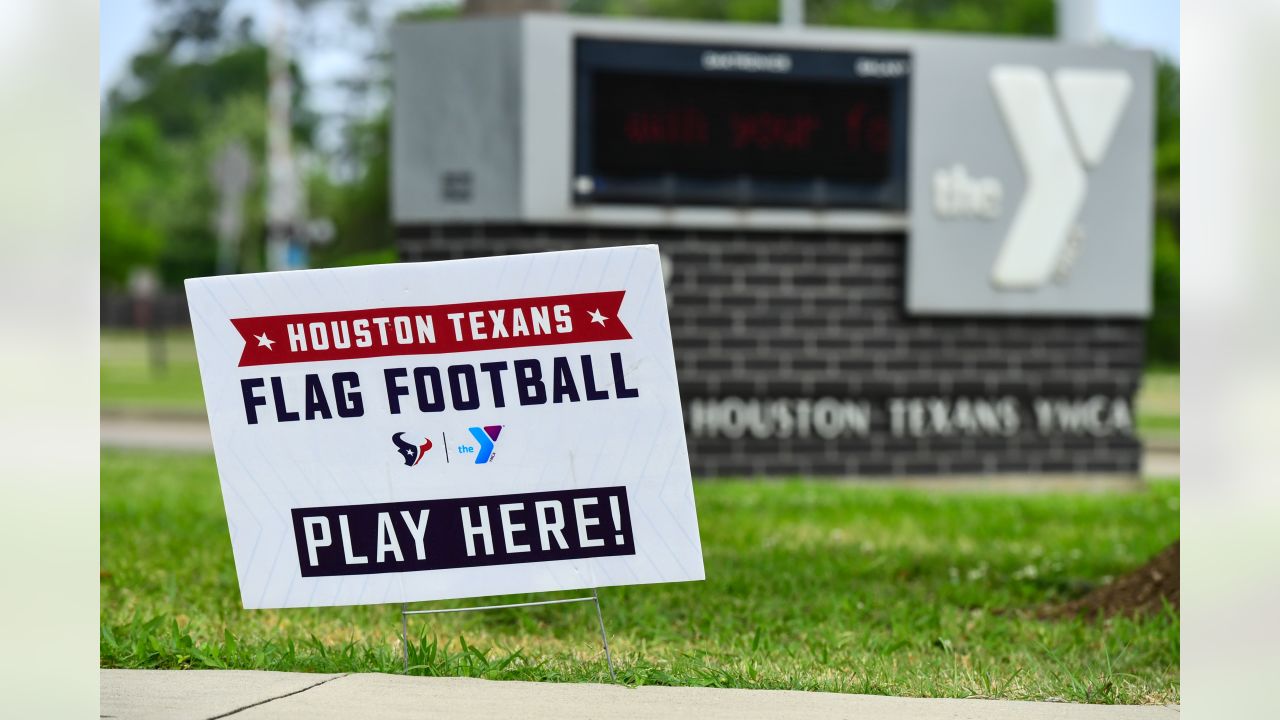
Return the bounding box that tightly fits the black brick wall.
[400,224,1144,478]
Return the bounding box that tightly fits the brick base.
[398,224,1144,478]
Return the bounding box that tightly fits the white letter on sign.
[400,509,430,560]
[535,500,569,551]
[461,505,495,556]
[376,512,404,563]
[574,497,604,548]
[303,516,331,567]
[499,503,531,554]
[339,515,368,565]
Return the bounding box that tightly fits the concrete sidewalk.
[102,414,213,453]
[101,670,1178,720]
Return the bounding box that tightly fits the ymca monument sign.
[392,15,1154,479]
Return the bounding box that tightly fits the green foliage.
[102,449,1179,703]
[102,91,272,288]
[101,116,169,286]
[101,330,206,413]
[310,115,392,265]
[1135,369,1179,435]
[571,0,781,23]
[1147,221,1179,367]
[318,247,399,269]
[1147,60,1180,366]
[113,45,262,139]
[810,0,1054,35]
[569,0,1055,35]
[101,14,309,288]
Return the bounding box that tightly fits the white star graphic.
[255,333,276,350]
[588,309,608,326]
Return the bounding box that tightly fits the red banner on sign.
[230,291,630,367]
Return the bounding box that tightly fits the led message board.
[574,39,909,209]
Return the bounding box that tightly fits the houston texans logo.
[392,432,433,467]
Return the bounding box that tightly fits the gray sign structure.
[908,39,1153,317]
[393,16,1153,319]
[392,15,1154,479]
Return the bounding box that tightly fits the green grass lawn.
[101,449,1179,704]
[101,331,205,414]
[1136,371,1180,436]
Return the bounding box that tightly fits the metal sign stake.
[399,590,617,681]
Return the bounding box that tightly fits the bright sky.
[100,0,1180,100]
[1096,0,1180,61]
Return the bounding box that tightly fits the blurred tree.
[150,0,235,53]
[309,113,391,266]
[570,0,1055,35]
[309,2,460,267]
[1148,59,1179,367]
[101,116,169,286]
[101,1,313,288]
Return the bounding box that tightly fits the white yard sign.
[186,246,704,609]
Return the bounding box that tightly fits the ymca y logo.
[392,432,433,467]
[461,425,503,464]
[988,66,1132,289]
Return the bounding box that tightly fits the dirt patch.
[1040,541,1179,620]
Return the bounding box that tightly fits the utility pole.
[266,0,302,271]
[211,141,251,276]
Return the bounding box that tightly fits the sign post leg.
[398,591,618,681]
[401,602,410,673]
[591,587,617,681]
